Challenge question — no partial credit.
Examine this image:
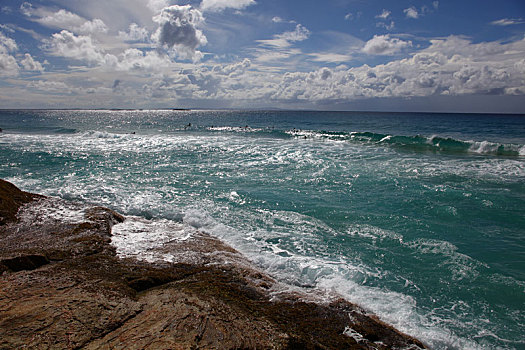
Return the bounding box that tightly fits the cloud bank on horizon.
[0,0,524,112]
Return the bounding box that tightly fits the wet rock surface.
[0,179,427,349]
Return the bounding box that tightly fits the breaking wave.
[284,130,525,156]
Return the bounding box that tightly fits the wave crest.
[288,130,524,156]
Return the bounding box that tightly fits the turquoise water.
[1,110,524,349]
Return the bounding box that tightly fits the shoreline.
[0,179,426,349]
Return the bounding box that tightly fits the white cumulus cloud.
[1,32,45,76]
[45,30,105,64]
[77,19,108,34]
[118,23,150,42]
[103,48,172,72]
[0,32,18,53]
[20,53,44,71]
[404,7,419,19]
[0,53,19,76]
[362,35,411,55]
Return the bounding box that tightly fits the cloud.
[112,79,121,90]
[20,53,44,71]
[0,53,19,76]
[0,32,44,75]
[34,9,85,28]
[345,12,362,21]
[118,23,150,42]
[41,27,175,72]
[103,48,173,72]
[152,5,207,61]
[200,0,256,12]
[375,9,393,30]
[377,21,395,31]
[5,34,524,109]
[22,7,108,35]
[19,2,33,17]
[147,0,170,13]
[2,24,43,40]
[490,18,525,26]
[0,32,19,76]
[267,35,525,103]
[77,19,108,34]
[258,24,310,48]
[362,35,411,55]
[212,58,251,76]
[45,30,105,64]
[0,24,14,33]
[279,24,310,42]
[0,32,18,53]
[307,53,353,63]
[3,0,525,110]
[404,7,419,19]
[27,80,74,94]
[375,9,391,20]
[272,16,295,24]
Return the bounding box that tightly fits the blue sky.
[1,0,524,112]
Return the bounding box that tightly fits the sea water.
[1,109,524,349]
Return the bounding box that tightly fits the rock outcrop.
[0,179,426,349]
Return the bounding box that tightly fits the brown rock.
[0,179,42,225]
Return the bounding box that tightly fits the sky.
[0,0,525,112]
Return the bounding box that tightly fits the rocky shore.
[0,179,426,349]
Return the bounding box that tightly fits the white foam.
[315,274,481,350]
[285,129,348,142]
[81,130,125,139]
[427,135,439,144]
[468,140,525,156]
[173,205,496,349]
[468,140,498,154]
[111,216,191,262]
[17,198,88,226]
[208,126,263,132]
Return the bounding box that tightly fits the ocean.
[1,109,524,349]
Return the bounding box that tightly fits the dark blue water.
[1,109,524,349]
